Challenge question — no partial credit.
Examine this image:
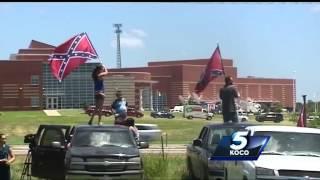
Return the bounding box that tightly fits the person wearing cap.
[88,64,108,125]
[111,90,128,125]
[0,134,15,180]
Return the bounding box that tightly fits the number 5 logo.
[230,131,249,150]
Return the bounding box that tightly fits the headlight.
[256,167,275,176]
[127,157,141,170]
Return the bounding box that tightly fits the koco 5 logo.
[211,130,270,161]
[230,131,250,156]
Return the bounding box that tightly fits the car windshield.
[72,129,135,148]
[254,131,320,156]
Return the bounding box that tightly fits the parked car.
[238,111,249,122]
[169,106,184,113]
[307,115,320,121]
[84,105,113,117]
[127,108,144,118]
[255,112,284,123]
[225,126,320,180]
[23,124,148,180]
[136,123,162,142]
[186,122,255,180]
[150,111,175,119]
[183,104,213,120]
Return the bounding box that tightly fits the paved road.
[12,144,187,156]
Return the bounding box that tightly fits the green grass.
[11,155,189,180]
[0,109,307,145]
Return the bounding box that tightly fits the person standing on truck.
[88,64,108,125]
[219,76,240,123]
[0,134,15,180]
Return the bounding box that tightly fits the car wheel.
[105,112,112,117]
[241,118,247,122]
[206,116,212,120]
[274,120,281,123]
[187,116,193,119]
[136,114,142,118]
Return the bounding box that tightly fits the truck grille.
[278,170,320,178]
[85,157,125,172]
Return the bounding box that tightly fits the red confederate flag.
[194,45,225,94]
[48,32,98,81]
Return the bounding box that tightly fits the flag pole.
[217,43,225,78]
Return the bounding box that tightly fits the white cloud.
[310,4,320,13]
[110,28,147,49]
[130,29,147,37]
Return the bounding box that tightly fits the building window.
[31,97,40,107]
[31,75,39,85]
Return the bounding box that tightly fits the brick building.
[0,40,295,111]
[109,59,295,110]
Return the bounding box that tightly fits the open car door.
[31,125,72,180]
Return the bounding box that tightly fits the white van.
[170,106,184,113]
[183,105,213,120]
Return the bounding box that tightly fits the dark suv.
[24,124,148,180]
[255,112,284,123]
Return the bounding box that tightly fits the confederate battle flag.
[48,32,98,81]
[194,45,225,94]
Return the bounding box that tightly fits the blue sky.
[1,2,320,102]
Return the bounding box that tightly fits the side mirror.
[24,134,35,144]
[193,139,202,147]
[138,141,149,149]
[51,141,62,148]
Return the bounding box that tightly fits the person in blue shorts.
[88,64,108,125]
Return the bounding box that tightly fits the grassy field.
[11,154,190,180]
[0,109,300,145]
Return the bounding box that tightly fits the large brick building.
[109,59,295,110]
[0,40,295,111]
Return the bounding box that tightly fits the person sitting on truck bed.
[126,118,140,142]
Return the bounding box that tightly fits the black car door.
[31,125,71,180]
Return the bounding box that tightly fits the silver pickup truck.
[186,123,254,180]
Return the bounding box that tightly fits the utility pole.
[114,24,122,69]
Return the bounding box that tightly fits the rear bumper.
[66,170,143,180]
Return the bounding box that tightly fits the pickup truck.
[226,126,320,180]
[186,122,254,180]
[24,124,148,180]
[187,124,320,180]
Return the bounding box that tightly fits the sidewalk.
[43,110,61,116]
